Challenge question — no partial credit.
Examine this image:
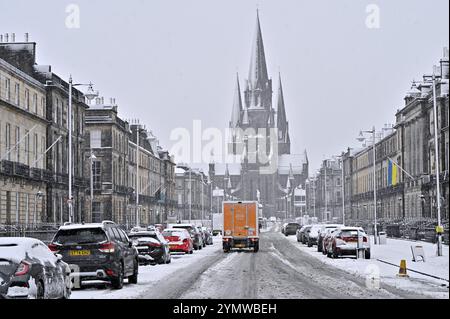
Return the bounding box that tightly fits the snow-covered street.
[70,226,447,299]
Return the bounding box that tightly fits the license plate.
[235,244,245,248]
[69,250,91,256]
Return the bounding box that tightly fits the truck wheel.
[365,249,371,259]
[253,243,259,253]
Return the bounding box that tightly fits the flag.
[388,159,398,186]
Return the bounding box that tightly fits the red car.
[162,228,193,254]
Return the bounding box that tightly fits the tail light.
[250,238,258,242]
[363,237,368,243]
[15,261,31,276]
[99,242,115,253]
[183,238,189,243]
[48,243,60,253]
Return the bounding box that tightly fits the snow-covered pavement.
[285,234,449,299]
[71,236,222,299]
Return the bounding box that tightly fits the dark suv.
[49,221,139,289]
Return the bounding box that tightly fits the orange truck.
[222,201,259,252]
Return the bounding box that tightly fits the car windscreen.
[54,228,108,245]
[162,230,185,237]
[0,259,16,280]
[340,230,362,237]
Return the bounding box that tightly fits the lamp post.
[67,78,97,223]
[33,191,44,229]
[430,67,443,256]
[357,126,378,244]
[89,151,97,222]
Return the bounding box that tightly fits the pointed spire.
[248,10,269,90]
[230,73,243,127]
[277,73,287,129]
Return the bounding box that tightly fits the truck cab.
[222,201,259,252]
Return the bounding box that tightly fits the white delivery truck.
[212,213,223,236]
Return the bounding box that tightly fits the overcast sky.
[1,0,449,173]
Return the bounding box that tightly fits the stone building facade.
[0,53,47,227]
[175,167,211,222]
[315,48,449,235]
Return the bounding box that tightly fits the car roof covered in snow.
[58,223,106,231]
[0,237,49,264]
[337,226,365,232]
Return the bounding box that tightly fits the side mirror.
[55,253,63,261]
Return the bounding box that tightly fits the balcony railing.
[0,160,14,175]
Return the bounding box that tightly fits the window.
[90,130,101,148]
[5,78,10,101]
[25,131,30,166]
[93,161,101,189]
[14,83,20,106]
[5,123,11,160]
[32,93,37,113]
[15,126,20,162]
[34,133,38,163]
[25,88,30,110]
[40,97,45,116]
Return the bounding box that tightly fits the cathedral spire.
[277,73,287,130]
[230,73,243,128]
[248,10,269,91]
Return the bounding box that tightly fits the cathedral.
[209,12,309,218]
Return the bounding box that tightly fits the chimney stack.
[11,33,15,42]
[24,33,29,42]
[0,34,3,42]
[5,33,9,42]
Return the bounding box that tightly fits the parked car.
[327,227,371,259]
[317,224,344,252]
[296,225,312,244]
[196,226,207,248]
[305,224,322,247]
[322,228,339,255]
[0,237,72,299]
[129,230,171,265]
[284,222,301,236]
[201,227,214,245]
[48,221,139,290]
[162,228,194,254]
[171,224,203,250]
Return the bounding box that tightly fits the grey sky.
[1,0,448,173]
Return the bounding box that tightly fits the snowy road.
[73,228,433,299]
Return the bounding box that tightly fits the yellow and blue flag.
[388,159,398,186]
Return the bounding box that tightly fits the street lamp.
[427,67,444,257]
[33,191,44,229]
[357,126,378,244]
[68,78,98,223]
[89,151,97,222]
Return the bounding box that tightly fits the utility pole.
[341,157,345,225]
[136,124,140,227]
[372,126,377,244]
[68,76,73,223]
[432,68,443,256]
[324,160,327,222]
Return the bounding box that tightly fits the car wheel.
[199,244,202,250]
[317,244,322,252]
[332,250,339,259]
[111,263,124,289]
[189,249,194,254]
[296,237,300,242]
[307,241,313,247]
[36,280,45,299]
[326,251,332,258]
[128,260,138,284]
[365,249,371,259]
